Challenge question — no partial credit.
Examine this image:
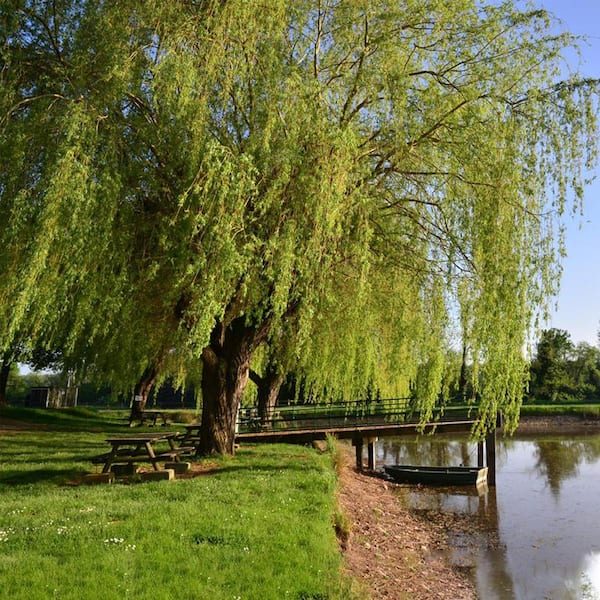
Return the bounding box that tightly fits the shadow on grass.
[212,461,326,477]
[0,437,105,467]
[0,467,86,486]
[0,406,132,433]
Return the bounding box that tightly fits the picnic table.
[143,410,170,426]
[176,425,202,454]
[96,432,186,473]
[180,424,201,441]
[238,414,264,432]
[128,409,169,427]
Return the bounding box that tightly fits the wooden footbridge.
[235,399,500,485]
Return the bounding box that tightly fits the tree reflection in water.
[379,432,600,600]
[566,551,600,599]
[532,435,600,496]
[378,435,478,469]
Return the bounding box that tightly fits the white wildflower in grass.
[103,538,136,551]
[56,526,69,535]
[104,537,125,545]
[0,527,15,542]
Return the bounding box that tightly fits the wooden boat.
[383,464,488,486]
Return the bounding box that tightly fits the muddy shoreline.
[337,445,478,599]
[516,413,600,433]
[337,414,600,599]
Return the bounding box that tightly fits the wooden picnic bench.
[128,409,170,427]
[174,425,202,455]
[180,424,201,441]
[144,410,170,426]
[93,432,188,473]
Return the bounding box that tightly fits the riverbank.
[4,408,600,598]
[516,413,600,432]
[336,443,477,600]
[337,414,600,599]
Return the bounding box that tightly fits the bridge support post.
[485,428,496,486]
[485,410,503,486]
[366,437,377,471]
[352,438,364,471]
[477,440,484,468]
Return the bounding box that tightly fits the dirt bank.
[336,445,477,600]
[336,414,600,599]
[516,413,600,433]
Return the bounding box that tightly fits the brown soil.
[0,417,47,432]
[336,445,477,600]
[516,414,600,432]
[336,414,600,599]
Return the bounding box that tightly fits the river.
[377,431,600,600]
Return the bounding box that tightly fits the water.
[378,432,600,600]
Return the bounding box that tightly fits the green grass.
[0,409,356,599]
[520,404,600,418]
[0,406,133,432]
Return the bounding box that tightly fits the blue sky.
[536,0,600,346]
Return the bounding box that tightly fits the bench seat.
[92,447,191,465]
[91,450,149,463]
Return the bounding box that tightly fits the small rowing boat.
[383,464,488,486]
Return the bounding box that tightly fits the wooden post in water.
[485,427,496,486]
[366,437,377,471]
[477,440,485,468]
[352,438,364,471]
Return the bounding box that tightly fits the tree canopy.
[1,0,598,450]
[528,329,600,404]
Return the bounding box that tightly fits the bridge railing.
[237,398,477,433]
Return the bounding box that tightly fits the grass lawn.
[0,408,356,599]
[519,404,600,417]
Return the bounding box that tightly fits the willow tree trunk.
[459,343,468,400]
[128,365,159,425]
[0,356,12,406]
[250,366,284,427]
[198,317,269,455]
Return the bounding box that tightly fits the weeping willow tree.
[1,0,597,453]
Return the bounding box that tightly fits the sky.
[536,0,600,346]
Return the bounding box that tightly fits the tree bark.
[250,366,284,427]
[459,342,468,399]
[198,316,270,455]
[129,365,159,425]
[0,355,13,407]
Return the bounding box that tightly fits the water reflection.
[566,551,600,599]
[379,435,477,469]
[379,432,600,600]
[532,436,600,496]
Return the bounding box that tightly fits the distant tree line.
[4,366,196,409]
[526,328,600,404]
